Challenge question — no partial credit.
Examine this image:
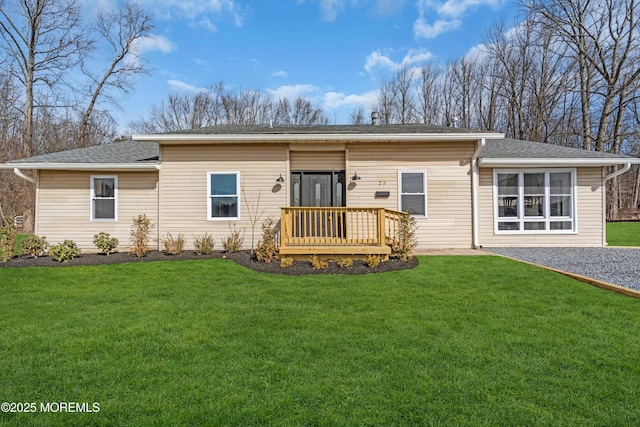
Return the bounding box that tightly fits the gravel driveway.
[484,247,640,292]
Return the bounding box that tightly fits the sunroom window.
[495,170,575,233]
[91,176,117,221]
[208,172,239,220]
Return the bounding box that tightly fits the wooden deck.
[278,207,404,259]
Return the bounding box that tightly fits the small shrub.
[255,217,279,263]
[392,212,418,262]
[193,233,215,255]
[93,232,119,256]
[130,214,154,258]
[0,224,18,262]
[21,235,49,258]
[162,232,185,255]
[310,254,328,270]
[366,254,382,268]
[49,240,81,263]
[337,257,353,268]
[280,256,294,268]
[222,225,244,253]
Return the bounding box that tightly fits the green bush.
[93,232,119,256]
[49,240,81,263]
[366,254,382,268]
[162,232,185,255]
[222,225,244,253]
[337,257,353,268]
[193,233,215,255]
[0,223,18,262]
[310,255,328,270]
[21,235,49,258]
[255,217,279,263]
[280,256,294,268]
[130,214,154,258]
[392,212,418,262]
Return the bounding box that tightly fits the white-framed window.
[207,172,240,220]
[398,170,427,217]
[91,175,117,221]
[494,169,576,233]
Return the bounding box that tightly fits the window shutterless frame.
[493,169,577,234]
[90,175,118,221]
[398,170,427,217]
[207,172,240,220]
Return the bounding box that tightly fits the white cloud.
[323,90,378,110]
[413,18,461,39]
[267,84,319,100]
[197,17,218,32]
[320,0,342,21]
[437,0,505,19]
[414,0,504,40]
[138,0,249,28]
[167,80,207,92]
[373,0,407,17]
[133,35,176,55]
[364,48,433,75]
[272,70,289,78]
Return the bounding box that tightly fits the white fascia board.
[132,132,505,143]
[0,162,160,171]
[479,158,640,167]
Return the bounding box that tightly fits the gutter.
[604,162,632,181]
[13,168,36,184]
[471,138,486,249]
[479,158,640,167]
[0,163,160,171]
[133,132,505,144]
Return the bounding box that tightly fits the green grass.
[607,221,640,246]
[1,257,639,426]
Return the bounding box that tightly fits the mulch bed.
[1,250,418,275]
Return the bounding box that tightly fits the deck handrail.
[280,207,405,250]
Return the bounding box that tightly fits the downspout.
[13,168,36,184]
[604,162,631,181]
[471,138,486,249]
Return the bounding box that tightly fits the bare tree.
[349,107,365,125]
[77,2,152,148]
[273,97,328,125]
[0,0,90,157]
[416,62,442,125]
[523,0,640,152]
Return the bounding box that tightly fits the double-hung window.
[208,172,240,220]
[91,176,117,221]
[398,170,427,217]
[495,169,575,233]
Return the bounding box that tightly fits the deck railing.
[280,207,405,251]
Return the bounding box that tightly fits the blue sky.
[96,0,519,128]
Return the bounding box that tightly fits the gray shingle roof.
[166,123,494,135]
[8,140,159,164]
[3,130,637,168]
[483,138,632,160]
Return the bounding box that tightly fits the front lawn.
[607,221,640,246]
[1,257,639,425]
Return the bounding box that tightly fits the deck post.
[377,208,386,249]
[280,207,289,250]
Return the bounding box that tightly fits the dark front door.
[291,171,346,239]
[301,173,332,207]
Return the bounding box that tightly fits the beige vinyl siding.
[160,144,287,250]
[290,151,345,171]
[478,167,605,247]
[347,141,475,249]
[36,171,159,251]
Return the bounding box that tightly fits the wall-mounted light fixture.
[351,172,361,181]
[276,174,285,183]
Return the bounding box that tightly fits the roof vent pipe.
[371,111,379,125]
